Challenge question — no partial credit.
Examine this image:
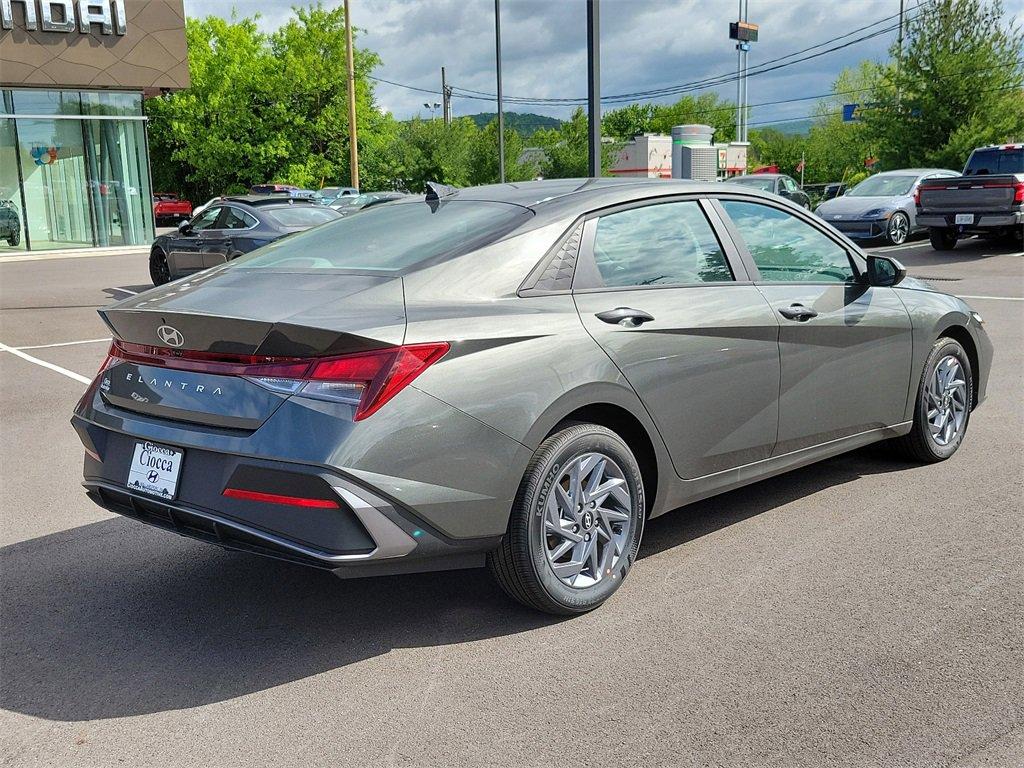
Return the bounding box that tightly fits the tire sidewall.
[915,339,973,460]
[524,428,645,613]
[150,248,170,285]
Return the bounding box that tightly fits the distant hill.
[760,118,815,136]
[466,112,562,137]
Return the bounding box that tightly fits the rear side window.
[231,201,532,272]
[590,201,733,287]
[963,148,1024,175]
[721,200,855,283]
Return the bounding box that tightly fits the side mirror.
[177,219,192,234]
[866,254,906,287]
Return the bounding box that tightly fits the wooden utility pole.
[344,0,360,189]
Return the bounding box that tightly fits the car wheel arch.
[937,323,980,409]
[523,385,670,518]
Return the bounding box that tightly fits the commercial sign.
[1,1,126,35]
[0,0,188,90]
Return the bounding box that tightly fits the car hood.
[818,194,907,215]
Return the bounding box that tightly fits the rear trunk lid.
[96,267,406,429]
[918,175,1020,214]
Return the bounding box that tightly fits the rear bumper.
[917,211,1023,228]
[72,380,530,576]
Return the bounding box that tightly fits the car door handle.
[595,307,655,327]
[778,304,818,321]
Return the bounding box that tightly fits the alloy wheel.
[888,213,909,245]
[543,452,633,589]
[927,355,968,446]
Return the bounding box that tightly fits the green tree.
[603,94,737,143]
[466,119,533,185]
[146,4,394,200]
[861,0,1024,169]
[532,107,619,178]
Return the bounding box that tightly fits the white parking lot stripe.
[958,294,1024,302]
[108,287,138,296]
[16,338,111,350]
[0,341,91,384]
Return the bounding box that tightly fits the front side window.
[190,207,222,231]
[721,200,855,283]
[590,201,733,287]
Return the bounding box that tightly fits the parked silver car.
[74,179,992,615]
[815,169,960,245]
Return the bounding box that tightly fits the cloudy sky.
[181,0,1023,126]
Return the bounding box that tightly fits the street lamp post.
[424,102,441,121]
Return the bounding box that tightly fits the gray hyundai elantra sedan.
[72,178,992,615]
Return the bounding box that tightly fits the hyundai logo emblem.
[147,470,160,483]
[157,325,184,348]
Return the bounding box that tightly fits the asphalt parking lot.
[1,235,1022,767]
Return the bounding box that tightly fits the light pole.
[586,0,600,178]
[495,0,505,183]
[423,102,441,121]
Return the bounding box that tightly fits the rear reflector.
[222,488,340,508]
[103,339,450,420]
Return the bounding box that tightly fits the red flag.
[865,157,879,168]
[795,159,805,173]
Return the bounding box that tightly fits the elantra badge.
[157,325,184,347]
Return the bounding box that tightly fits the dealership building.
[0,0,188,252]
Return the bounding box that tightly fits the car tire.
[487,422,646,615]
[890,337,973,463]
[929,227,958,251]
[149,247,171,286]
[7,230,19,246]
[886,212,910,245]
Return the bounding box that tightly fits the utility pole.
[586,0,601,177]
[896,0,905,107]
[441,66,452,126]
[494,0,505,183]
[729,1,757,144]
[344,0,359,190]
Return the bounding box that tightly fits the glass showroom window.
[1,116,27,250]
[83,118,154,247]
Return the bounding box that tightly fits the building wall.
[610,135,673,179]
[1,0,188,90]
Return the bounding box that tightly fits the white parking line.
[108,287,138,296]
[16,338,110,350]
[0,341,91,384]
[958,294,1024,302]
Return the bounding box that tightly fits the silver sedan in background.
[815,169,959,245]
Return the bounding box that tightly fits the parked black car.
[727,173,812,209]
[1,200,21,246]
[149,196,341,285]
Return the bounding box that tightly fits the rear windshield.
[729,177,775,192]
[231,200,531,273]
[263,206,340,228]
[963,148,1024,175]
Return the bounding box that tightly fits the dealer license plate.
[127,441,183,500]
[955,214,974,225]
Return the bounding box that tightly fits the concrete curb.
[0,247,147,264]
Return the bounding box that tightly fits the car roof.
[220,195,317,207]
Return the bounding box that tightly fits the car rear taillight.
[104,339,450,420]
[1014,180,1024,204]
[247,343,450,420]
[913,186,921,207]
